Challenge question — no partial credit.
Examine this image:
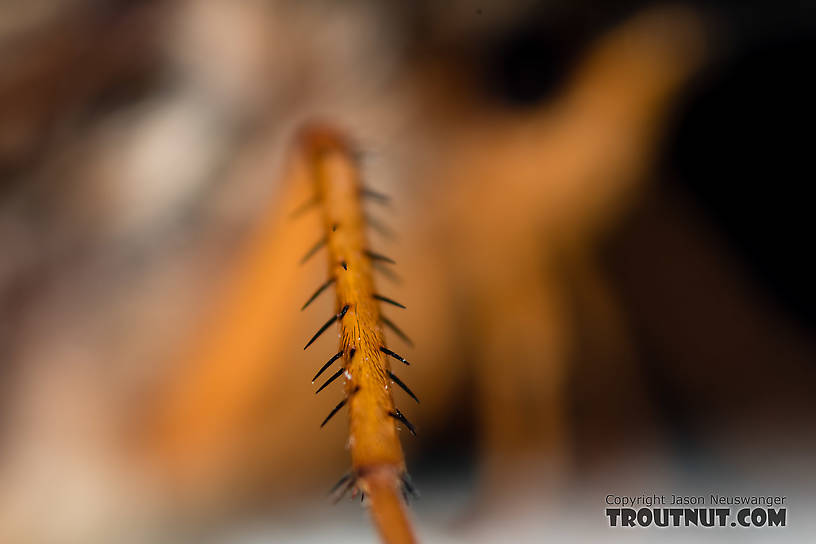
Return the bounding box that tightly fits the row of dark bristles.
[295,186,419,503]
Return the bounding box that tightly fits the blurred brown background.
[1,1,814,542]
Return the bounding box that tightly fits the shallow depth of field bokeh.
[1,1,815,542]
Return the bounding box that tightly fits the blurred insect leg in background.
[422,5,706,510]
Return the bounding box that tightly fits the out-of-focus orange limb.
[421,5,706,501]
[145,133,340,496]
[365,466,418,544]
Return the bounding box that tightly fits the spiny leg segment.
[296,124,418,543]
